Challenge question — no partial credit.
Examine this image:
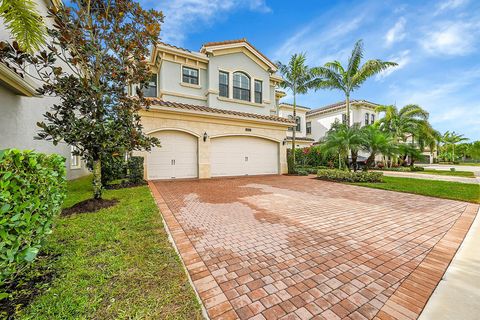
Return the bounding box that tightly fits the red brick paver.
[149,176,478,320]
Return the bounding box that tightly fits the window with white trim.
[142,74,157,97]
[306,121,312,134]
[182,66,199,85]
[70,146,81,169]
[254,79,262,104]
[233,72,250,101]
[371,114,375,124]
[295,116,301,132]
[219,71,229,97]
[288,115,294,131]
[365,113,369,126]
[342,113,347,124]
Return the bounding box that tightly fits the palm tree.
[441,131,468,162]
[360,125,396,169]
[375,104,430,142]
[322,122,363,171]
[277,53,323,165]
[0,0,46,52]
[315,40,397,126]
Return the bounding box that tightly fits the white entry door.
[147,130,198,180]
[210,136,278,177]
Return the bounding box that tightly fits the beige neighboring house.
[136,39,294,180]
[277,102,315,148]
[0,0,89,179]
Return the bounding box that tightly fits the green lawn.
[352,176,480,203]
[17,176,202,320]
[419,169,476,178]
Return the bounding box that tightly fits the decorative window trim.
[295,116,301,132]
[233,71,251,102]
[182,66,199,85]
[365,112,370,126]
[219,70,229,98]
[371,114,375,124]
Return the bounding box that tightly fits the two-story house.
[0,0,89,179]
[137,39,293,180]
[277,102,315,148]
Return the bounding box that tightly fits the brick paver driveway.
[149,176,478,320]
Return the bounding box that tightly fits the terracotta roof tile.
[157,41,192,53]
[307,100,381,115]
[279,102,311,110]
[146,98,294,124]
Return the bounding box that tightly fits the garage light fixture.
[203,132,208,142]
[282,138,287,145]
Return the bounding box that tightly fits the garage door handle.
[171,159,176,165]
[245,156,248,162]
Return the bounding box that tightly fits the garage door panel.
[147,130,198,180]
[211,136,278,177]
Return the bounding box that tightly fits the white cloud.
[376,50,410,80]
[421,22,478,56]
[385,17,406,47]
[436,0,469,13]
[150,0,272,45]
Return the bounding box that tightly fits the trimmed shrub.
[127,156,144,183]
[410,166,425,172]
[0,149,66,293]
[317,169,383,183]
[296,170,308,176]
[295,166,329,174]
[450,167,456,172]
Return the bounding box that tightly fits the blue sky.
[141,0,480,140]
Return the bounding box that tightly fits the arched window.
[365,113,369,126]
[233,72,250,101]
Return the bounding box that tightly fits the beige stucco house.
[136,39,294,180]
[0,0,89,180]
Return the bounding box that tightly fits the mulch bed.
[62,198,119,216]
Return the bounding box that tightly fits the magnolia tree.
[0,0,163,199]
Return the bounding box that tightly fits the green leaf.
[23,247,39,262]
[0,292,10,300]
[0,203,10,214]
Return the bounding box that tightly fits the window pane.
[254,80,262,103]
[219,71,228,85]
[219,84,228,97]
[365,113,369,125]
[219,72,228,97]
[296,117,301,131]
[306,122,311,134]
[182,67,199,85]
[371,114,375,123]
[233,72,250,101]
[143,74,157,97]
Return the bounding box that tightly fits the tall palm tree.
[360,125,396,169]
[0,0,46,52]
[277,53,323,165]
[315,40,397,126]
[322,122,363,170]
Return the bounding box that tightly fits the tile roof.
[146,98,294,124]
[201,38,277,69]
[1,61,25,78]
[279,102,311,110]
[307,100,381,115]
[157,41,192,53]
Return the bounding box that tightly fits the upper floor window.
[365,113,369,126]
[342,113,347,124]
[371,114,375,124]
[295,116,301,132]
[288,115,294,131]
[233,72,250,101]
[306,121,312,134]
[254,80,262,104]
[143,74,157,97]
[219,71,229,97]
[182,66,199,85]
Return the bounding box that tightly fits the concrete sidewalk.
[380,170,480,184]
[420,207,480,320]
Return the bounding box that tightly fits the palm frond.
[347,39,364,77]
[0,0,47,52]
[351,60,398,89]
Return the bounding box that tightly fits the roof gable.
[200,39,277,72]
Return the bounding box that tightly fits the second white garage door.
[210,136,279,177]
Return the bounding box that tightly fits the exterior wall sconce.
[282,138,287,146]
[203,132,208,142]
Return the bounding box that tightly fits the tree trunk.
[351,149,358,172]
[345,94,350,127]
[366,152,375,169]
[292,91,297,166]
[93,159,102,199]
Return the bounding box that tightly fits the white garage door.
[211,136,278,177]
[147,130,198,180]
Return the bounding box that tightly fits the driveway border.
[149,181,237,320]
[375,203,479,320]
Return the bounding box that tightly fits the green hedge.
[0,149,66,295]
[317,169,383,182]
[295,166,329,174]
[102,155,145,185]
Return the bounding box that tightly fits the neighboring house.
[136,39,294,180]
[277,102,315,148]
[0,0,89,179]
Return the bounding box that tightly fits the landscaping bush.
[127,156,144,183]
[295,166,329,174]
[317,169,383,182]
[0,149,66,295]
[410,166,425,172]
[296,170,308,176]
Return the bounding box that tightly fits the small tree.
[360,125,396,169]
[322,122,363,171]
[0,0,163,199]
